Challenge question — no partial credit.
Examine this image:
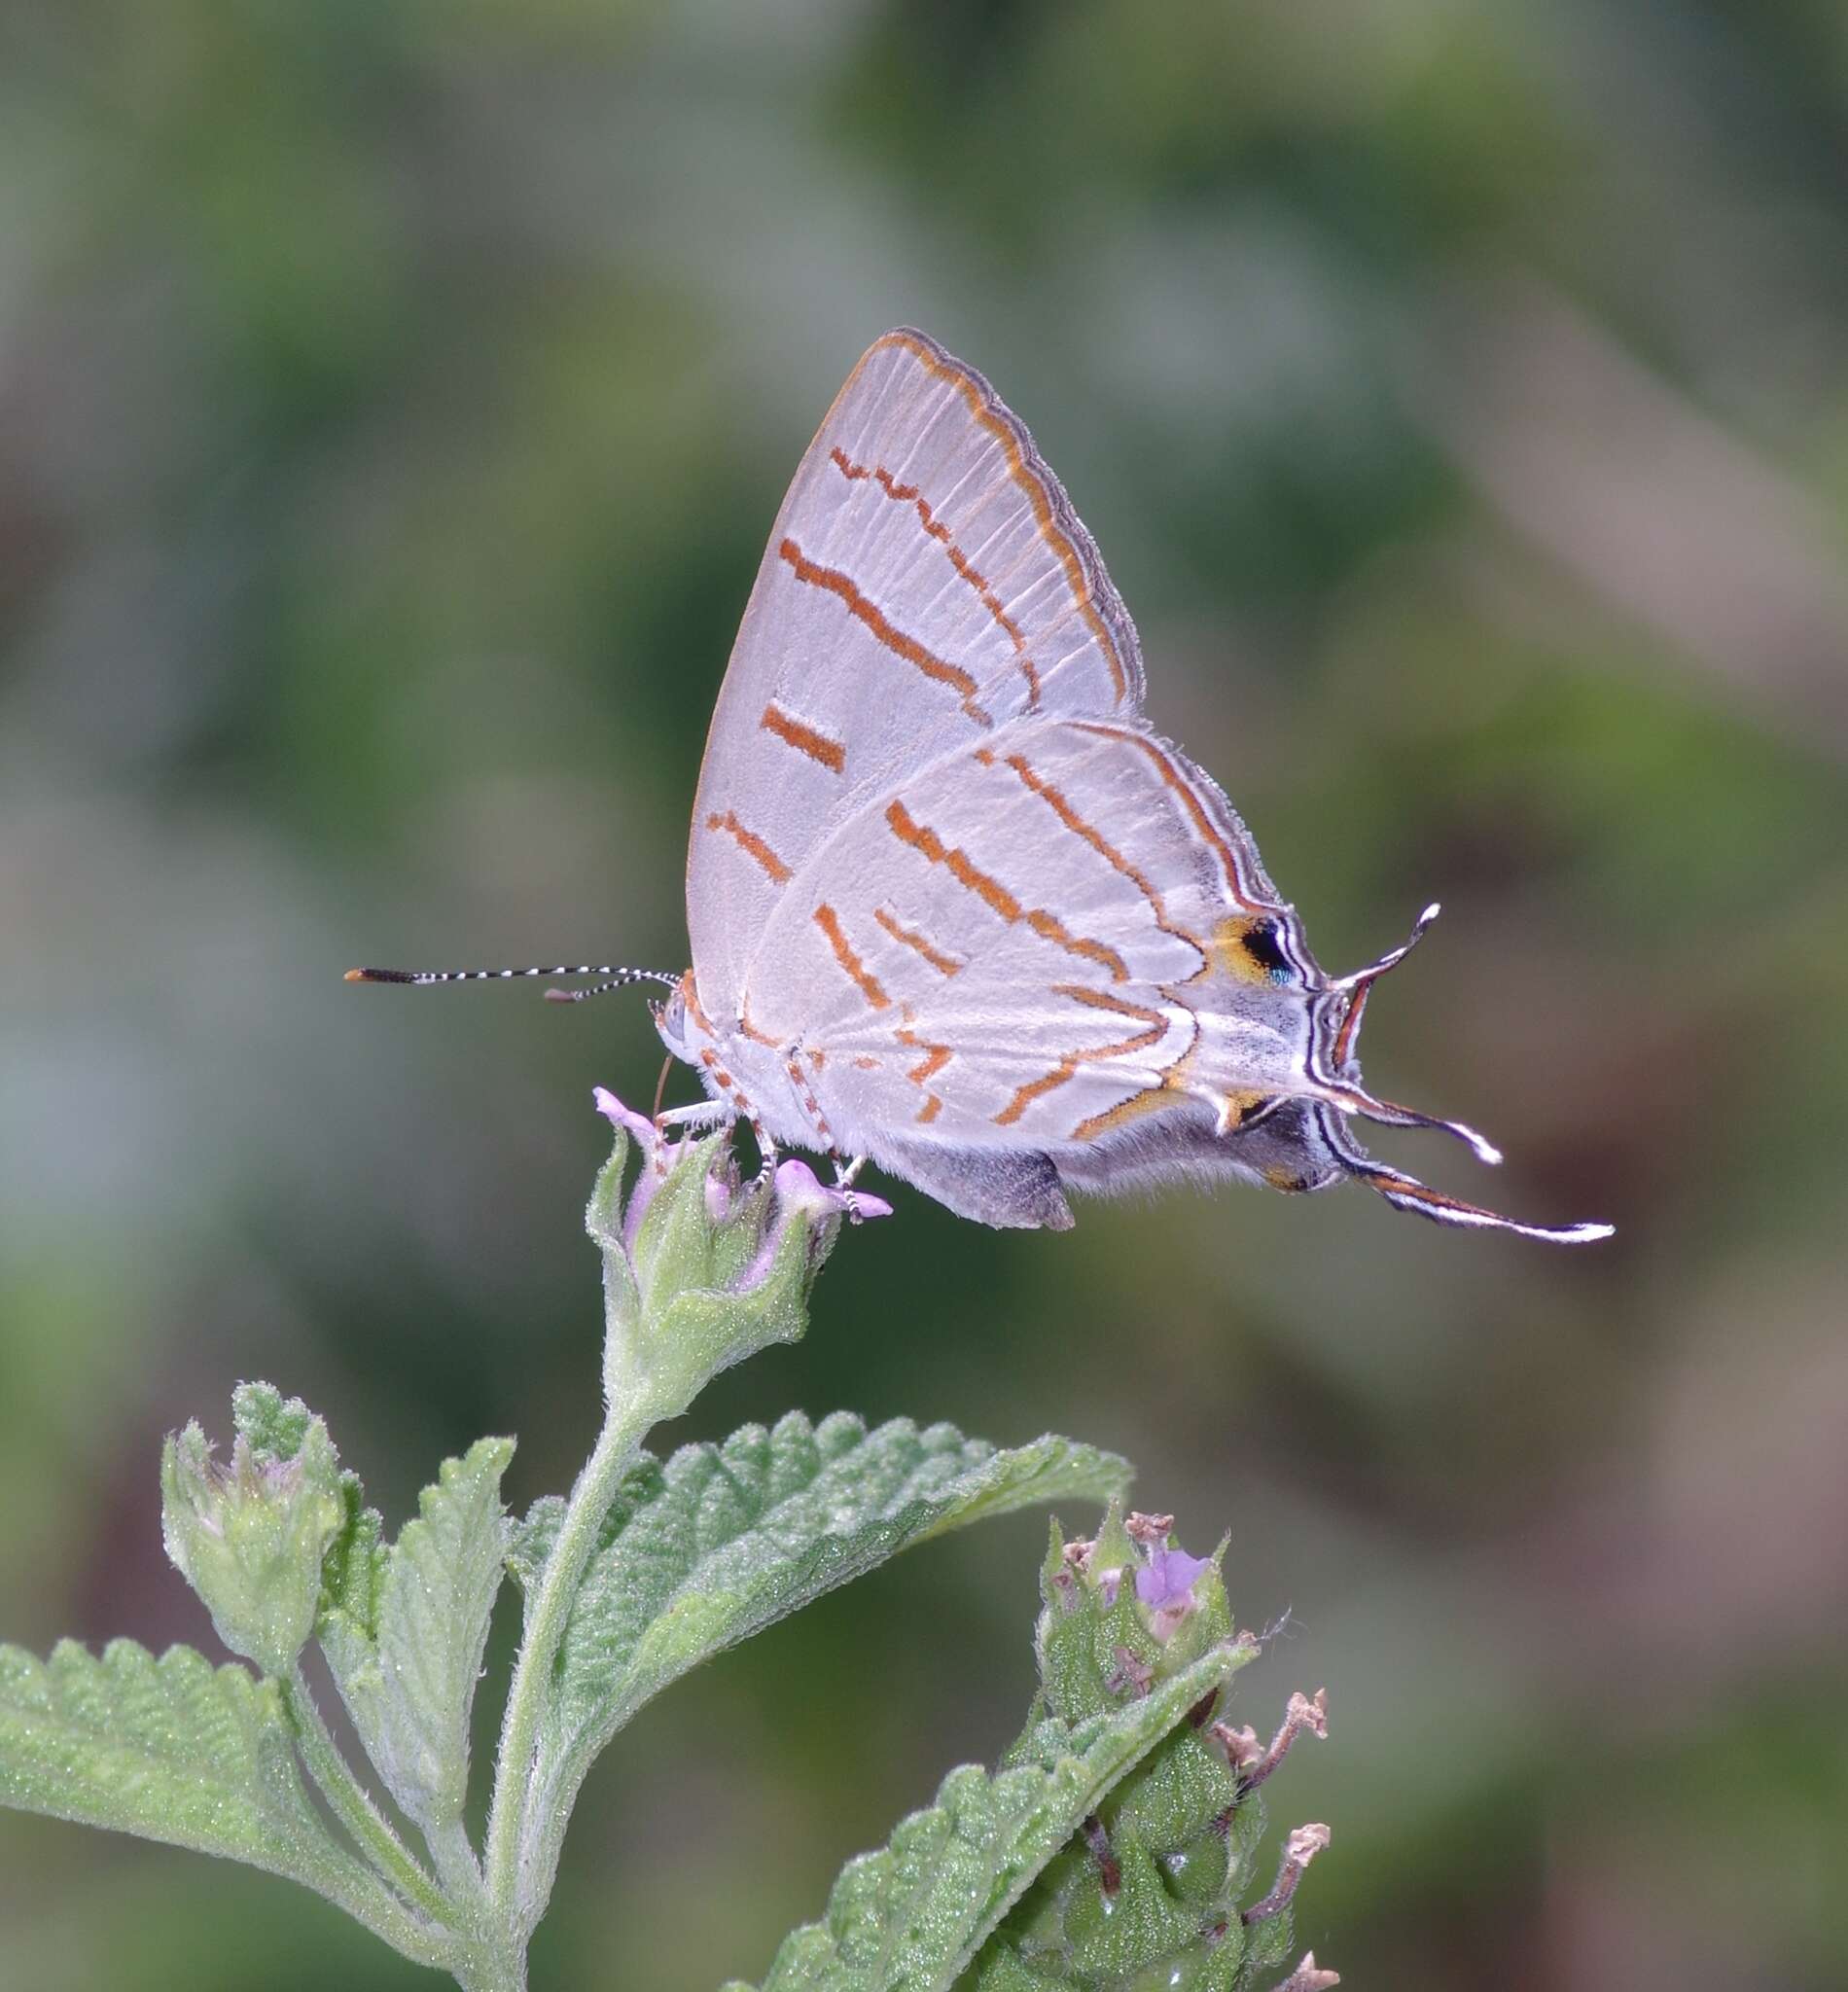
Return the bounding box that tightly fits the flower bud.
[160,1386,345,1677]
[587,1088,889,1416]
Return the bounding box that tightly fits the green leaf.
[0,1638,428,1945]
[725,1645,1241,1992]
[319,1438,514,1840]
[507,1412,1128,1920]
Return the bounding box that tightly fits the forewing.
[688,329,1145,1017]
[740,716,1317,1155]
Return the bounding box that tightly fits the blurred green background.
[4,3,1846,1987]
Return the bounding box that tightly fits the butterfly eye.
[656,984,689,1053]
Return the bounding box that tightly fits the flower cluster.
[587,1088,887,1415]
[965,1503,1333,1991]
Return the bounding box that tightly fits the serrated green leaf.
[723,1646,1240,1992]
[318,1473,386,1666]
[320,1438,514,1840]
[511,1412,1128,1922]
[0,1638,422,1938]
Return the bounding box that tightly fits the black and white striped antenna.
[345,963,680,1004]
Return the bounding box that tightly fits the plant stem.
[430,1812,486,1901]
[282,1672,453,1927]
[448,1940,528,1992]
[482,1400,654,1935]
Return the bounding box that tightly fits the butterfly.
[353,329,1611,1243]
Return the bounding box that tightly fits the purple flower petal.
[772,1158,892,1221]
[593,1087,667,1244]
[592,1086,657,1149]
[1135,1546,1213,1611]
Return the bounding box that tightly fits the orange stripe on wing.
[880,331,1130,705]
[705,809,793,884]
[873,905,963,978]
[987,748,1207,968]
[1070,1085,1182,1143]
[829,445,1042,709]
[994,1060,1081,1126]
[759,701,845,772]
[778,537,992,726]
[1053,984,1167,1034]
[885,799,1128,981]
[993,994,1170,1128]
[811,904,890,1011]
[1332,983,1371,1069]
[1025,910,1128,982]
[1070,724,1265,912]
[886,799,1020,920]
[894,1006,952,1120]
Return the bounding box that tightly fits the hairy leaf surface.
[727,1647,1240,1992]
[319,1438,514,1837]
[0,1638,392,1912]
[508,1412,1128,1916]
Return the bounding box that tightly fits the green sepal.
[1030,1508,1236,1737]
[590,1123,840,1418]
[160,1387,346,1677]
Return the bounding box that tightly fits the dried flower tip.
[1216,1721,1262,1770]
[1124,1510,1175,1544]
[1243,1823,1332,1926]
[1238,1688,1330,1792]
[1061,1537,1095,1572]
[1273,1952,1341,1991]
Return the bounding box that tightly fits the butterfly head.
[652,969,700,1063]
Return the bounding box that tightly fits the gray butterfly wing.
[687,328,1145,1026]
[735,714,1317,1203]
[682,332,1610,1244]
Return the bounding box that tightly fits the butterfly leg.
[655,1101,734,1131]
[831,1154,871,1227]
[781,1053,875,1221]
[745,1109,778,1188]
[649,1097,734,1175]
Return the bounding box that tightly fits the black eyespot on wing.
[1239,919,1293,981]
